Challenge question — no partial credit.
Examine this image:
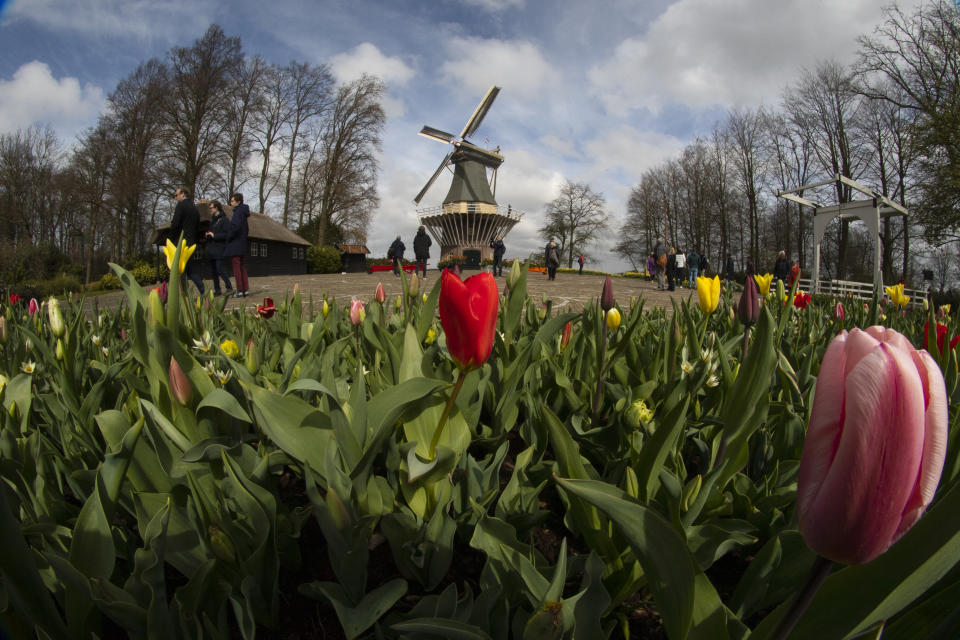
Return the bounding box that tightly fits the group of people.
[169,188,250,298]
[648,238,801,292]
[388,226,436,278]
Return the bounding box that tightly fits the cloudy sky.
[0,0,924,271]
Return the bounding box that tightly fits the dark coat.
[206,211,231,259]
[773,257,790,281]
[389,238,405,260]
[725,257,735,278]
[169,197,200,246]
[545,243,559,267]
[413,230,432,258]
[224,204,250,257]
[667,253,677,274]
[490,239,505,259]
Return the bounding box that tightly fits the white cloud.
[5,0,214,39]
[439,37,561,101]
[330,42,415,86]
[588,0,927,116]
[0,61,105,136]
[460,0,524,12]
[582,125,687,182]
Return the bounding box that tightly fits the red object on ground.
[368,264,420,274]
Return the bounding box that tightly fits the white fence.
[798,278,926,302]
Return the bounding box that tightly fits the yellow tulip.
[220,339,239,359]
[163,238,197,276]
[884,283,910,308]
[606,307,621,331]
[753,273,774,297]
[696,275,721,313]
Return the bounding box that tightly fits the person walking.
[686,248,700,289]
[170,187,204,295]
[666,248,677,291]
[578,254,585,274]
[413,226,431,278]
[654,238,668,290]
[389,235,405,276]
[204,200,232,296]
[545,239,560,281]
[489,236,506,276]
[773,250,790,284]
[226,193,250,297]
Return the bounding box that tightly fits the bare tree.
[724,107,768,266]
[281,62,334,227]
[0,125,62,248]
[221,55,267,198]
[162,24,243,196]
[540,181,609,267]
[250,63,293,213]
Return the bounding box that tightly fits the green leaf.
[391,617,494,640]
[300,578,407,640]
[197,388,251,423]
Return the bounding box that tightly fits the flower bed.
[1,263,958,639]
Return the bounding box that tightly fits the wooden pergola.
[776,174,908,295]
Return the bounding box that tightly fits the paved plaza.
[93,269,698,313]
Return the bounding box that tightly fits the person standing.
[773,250,790,284]
[666,248,677,291]
[204,200,232,295]
[745,257,755,280]
[686,248,700,289]
[413,226,432,278]
[646,253,657,282]
[725,255,735,286]
[489,236,506,276]
[226,193,250,298]
[545,239,560,281]
[389,235,405,276]
[170,187,204,295]
[654,238,668,290]
[578,254,585,274]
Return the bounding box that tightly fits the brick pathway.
[92,269,700,314]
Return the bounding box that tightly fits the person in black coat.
[666,248,677,291]
[389,235,405,276]
[170,187,204,294]
[489,236,506,276]
[226,193,250,297]
[725,256,735,286]
[412,226,431,278]
[544,239,560,281]
[204,200,233,295]
[773,251,789,284]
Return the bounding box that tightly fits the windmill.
[414,86,523,268]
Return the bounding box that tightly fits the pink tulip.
[797,327,947,565]
[28,298,39,315]
[833,301,844,320]
[375,282,386,304]
[350,299,365,326]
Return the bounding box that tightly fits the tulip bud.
[293,282,300,296]
[673,319,682,345]
[606,307,621,331]
[560,321,572,351]
[245,338,259,374]
[27,298,39,315]
[833,301,845,320]
[681,475,702,512]
[737,276,760,326]
[776,278,785,302]
[624,466,639,499]
[350,299,365,325]
[302,322,314,340]
[168,356,193,405]
[922,298,929,312]
[24,337,32,353]
[375,282,386,304]
[0,316,6,344]
[600,276,615,311]
[422,293,428,303]
[55,339,65,361]
[506,259,521,289]
[0,373,8,395]
[797,327,947,565]
[322,299,330,317]
[208,525,237,563]
[408,273,419,297]
[147,289,165,328]
[395,294,403,311]
[47,296,65,337]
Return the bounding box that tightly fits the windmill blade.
[418,126,457,144]
[459,86,500,140]
[414,151,453,205]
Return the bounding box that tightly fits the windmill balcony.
[417,202,525,265]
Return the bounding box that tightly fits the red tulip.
[923,321,960,355]
[439,269,499,370]
[9,294,21,305]
[793,292,811,309]
[28,298,39,315]
[797,327,947,565]
[375,282,386,304]
[560,320,572,351]
[256,297,276,318]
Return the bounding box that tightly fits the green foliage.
[307,245,342,274]
[129,261,160,285]
[97,271,123,290]
[1,265,959,638]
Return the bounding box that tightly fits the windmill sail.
[460,86,500,140]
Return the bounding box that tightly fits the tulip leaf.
[404,443,458,484]
[752,480,960,639]
[390,618,494,640]
[300,578,407,640]
[197,388,251,423]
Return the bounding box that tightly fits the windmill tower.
[414,86,523,267]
